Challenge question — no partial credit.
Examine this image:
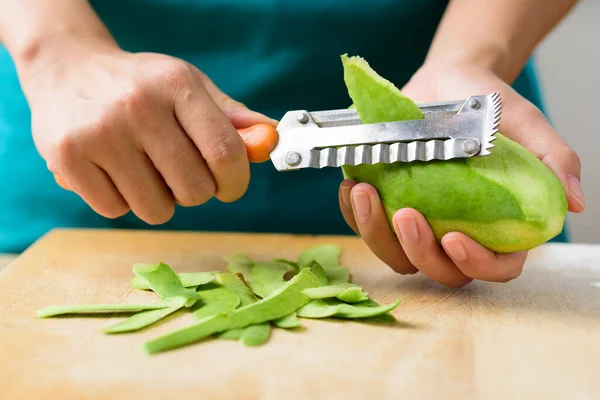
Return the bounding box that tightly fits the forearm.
[0,0,115,72]
[425,0,579,83]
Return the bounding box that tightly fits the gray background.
[536,0,598,243]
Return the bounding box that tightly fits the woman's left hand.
[338,61,585,288]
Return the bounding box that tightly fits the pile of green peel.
[36,244,401,355]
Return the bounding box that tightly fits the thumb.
[216,96,278,129]
[193,68,278,129]
[502,93,584,213]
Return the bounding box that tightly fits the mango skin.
[340,54,568,253]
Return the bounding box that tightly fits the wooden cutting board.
[1,228,599,400]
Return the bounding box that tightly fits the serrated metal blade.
[307,138,484,168]
[480,91,502,155]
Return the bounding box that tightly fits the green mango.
[340,54,567,253]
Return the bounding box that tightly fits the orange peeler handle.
[53,123,279,191]
[237,123,279,163]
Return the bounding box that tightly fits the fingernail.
[445,239,468,262]
[341,185,351,208]
[352,192,371,219]
[568,174,585,209]
[397,215,419,244]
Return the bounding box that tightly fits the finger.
[393,208,472,288]
[338,179,359,235]
[500,93,584,213]
[351,183,417,275]
[194,69,278,129]
[98,145,175,225]
[172,76,250,203]
[143,117,216,207]
[441,232,527,283]
[53,162,129,219]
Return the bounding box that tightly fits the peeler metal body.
[269,93,501,171]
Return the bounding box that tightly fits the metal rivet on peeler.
[462,139,481,155]
[285,151,302,166]
[469,99,481,110]
[297,113,309,124]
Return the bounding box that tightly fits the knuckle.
[177,180,217,207]
[100,203,130,219]
[176,196,203,207]
[176,84,206,112]
[117,84,151,113]
[50,134,80,172]
[561,145,581,168]
[207,133,245,167]
[160,60,193,88]
[81,119,112,142]
[143,205,175,226]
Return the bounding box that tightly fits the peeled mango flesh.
[340,54,568,253]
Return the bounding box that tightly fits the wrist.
[0,0,120,81]
[423,44,515,84]
[14,27,118,78]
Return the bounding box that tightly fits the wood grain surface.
[0,228,599,400]
[0,254,16,272]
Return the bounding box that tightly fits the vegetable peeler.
[52,93,501,190]
[269,92,501,171]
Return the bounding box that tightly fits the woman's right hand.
[19,35,277,224]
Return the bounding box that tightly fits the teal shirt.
[0,0,567,253]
